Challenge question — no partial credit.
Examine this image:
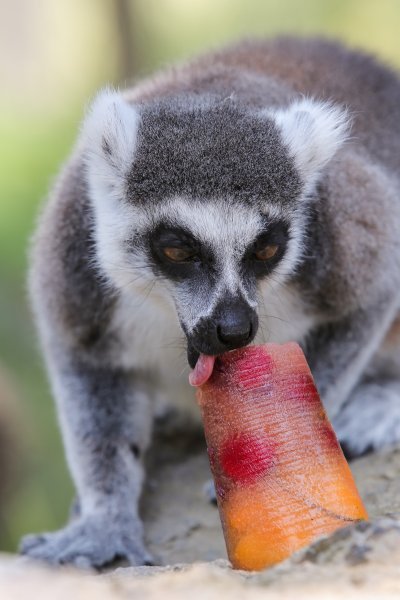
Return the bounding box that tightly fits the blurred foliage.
[0,0,399,553]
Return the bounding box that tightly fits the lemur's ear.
[82,88,139,198]
[270,98,350,185]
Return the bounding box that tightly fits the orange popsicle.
[196,342,368,571]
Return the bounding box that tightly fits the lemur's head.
[83,90,348,383]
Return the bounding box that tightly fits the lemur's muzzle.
[187,296,258,386]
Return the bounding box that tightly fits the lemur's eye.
[254,244,279,261]
[163,247,196,262]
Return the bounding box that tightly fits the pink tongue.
[189,354,216,387]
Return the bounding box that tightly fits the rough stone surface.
[2,414,400,598]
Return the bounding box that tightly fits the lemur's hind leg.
[20,353,154,567]
[333,317,400,459]
[333,377,400,458]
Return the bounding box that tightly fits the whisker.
[178,363,191,378]
[257,320,268,344]
[159,338,187,350]
[117,275,153,291]
[258,313,291,325]
[129,279,157,309]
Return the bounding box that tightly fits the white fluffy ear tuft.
[271,98,350,185]
[81,88,139,199]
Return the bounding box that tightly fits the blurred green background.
[1,0,400,553]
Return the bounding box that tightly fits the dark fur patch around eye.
[147,225,216,282]
[152,226,199,250]
[242,220,289,278]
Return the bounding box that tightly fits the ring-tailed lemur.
[21,37,400,567]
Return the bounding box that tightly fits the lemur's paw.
[333,380,400,459]
[19,514,153,568]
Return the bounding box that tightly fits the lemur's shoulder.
[296,147,400,315]
[29,154,116,358]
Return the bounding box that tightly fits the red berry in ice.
[220,432,275,484]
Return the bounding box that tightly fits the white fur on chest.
[110,284,188,377]
[256,282,318,345]
[110,285,197,416]
[112,281,317,375]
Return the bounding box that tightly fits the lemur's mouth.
[188,351,216,387]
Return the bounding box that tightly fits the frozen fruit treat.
[195,343,368,571]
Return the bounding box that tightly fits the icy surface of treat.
[197,343,368,571]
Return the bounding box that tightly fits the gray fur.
[22,37,400,567]
[333,378,400,457]
[128,96,302,205]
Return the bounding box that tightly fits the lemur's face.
[84,91,347,381]
[147,200,290,372]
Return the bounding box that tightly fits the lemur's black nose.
[213,297,258,351]
[216,312,253,347]
[187,295,258,359]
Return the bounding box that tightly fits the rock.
[2,413,400,598]
[1,520,400,600]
